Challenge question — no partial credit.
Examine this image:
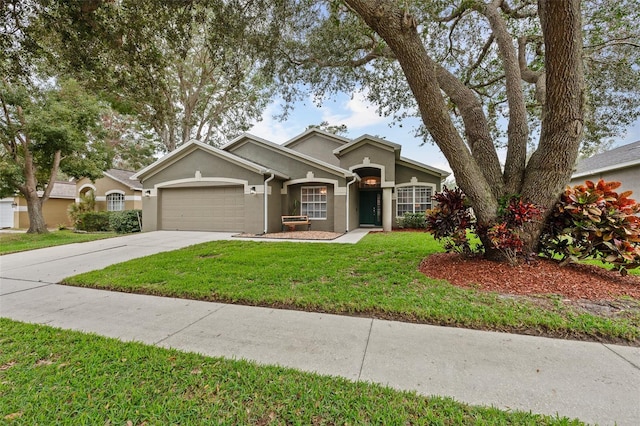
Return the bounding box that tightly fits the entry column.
[382,187,393,231]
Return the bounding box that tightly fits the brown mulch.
[235,231,344,240]
[420,252,640,301]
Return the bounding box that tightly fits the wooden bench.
[281,215,311,232]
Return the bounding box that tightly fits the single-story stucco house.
[132,129,450,233]
[76,169,143,212]
[0,181,76,229]
[570,141,640,197]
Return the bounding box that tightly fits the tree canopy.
[0,79,111,233]
[272,0,638,257]
[2,0,282,152]
[2,0,639,256]
[275,0,639,155]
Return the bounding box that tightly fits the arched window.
[106,193,125,211]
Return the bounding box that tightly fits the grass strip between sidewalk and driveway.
[0,318,582,425]
[62,233,640,344]
[0,230,118,255]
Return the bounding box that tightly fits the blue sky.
[249,91,640,175]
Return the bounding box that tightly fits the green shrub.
[541,179,640,274]
[109,210,142,234]
[397,212,426,229]
[75,211,112,232]
[68,190,96,223]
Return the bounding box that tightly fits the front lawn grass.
[63,233,640,344]
[0,318,582,425]
[0,229,118,255]
[64,233,640,344]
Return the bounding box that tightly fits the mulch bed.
[420,252,640,301]
[235,231,344,240]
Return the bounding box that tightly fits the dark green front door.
[359,190,382,226]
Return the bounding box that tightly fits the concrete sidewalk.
[1,231,639,425]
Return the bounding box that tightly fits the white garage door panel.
[0,200,14,228]
[161,187,244,231]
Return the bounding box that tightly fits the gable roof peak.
[222,131,354,177]
[333,133,402,157]
[282,128,351,147]
[132,138,288,181]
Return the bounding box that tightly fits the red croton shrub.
[424,186,476,256]
[486,197,542,264]
[425,188,542,263]
[541,179,640,274]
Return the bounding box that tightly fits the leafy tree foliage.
[18,0,279,152]
[273,0,640,259]
[306,121,349,135]
[277,0,639,157]
[101,111,158,170]
[0,79,111,233]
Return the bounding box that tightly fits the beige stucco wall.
[347,183,359,232]
[266,178,284,233]
[141,195,158,232]
[13,197,74,229]
[76,176,142,211]
[141,149,265,188]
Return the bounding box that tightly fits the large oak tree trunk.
[19,142,59,234]
[25,191,48,234]
[520,0,585,254]
[345,0,584,261]
[343,0,500,231]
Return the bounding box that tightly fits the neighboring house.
[0,181,76,229]
[133,129,449,233]
[75,169,143,212]
[570,141,640,197]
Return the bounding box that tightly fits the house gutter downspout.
[346,174,357,233]
[263,172,275,234]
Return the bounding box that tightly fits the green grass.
[0,229,118,255]
[0,318,582,425]
[580,258,640,276]
[63,233,640,343]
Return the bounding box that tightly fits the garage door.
[160,186,244,231]
[0,199,14,228]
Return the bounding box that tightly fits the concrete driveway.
[1,230,639,425]
[1,229,371,288]
[1,231,240,287]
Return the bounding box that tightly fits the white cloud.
[320,91,388,130]
[248,103,298,144]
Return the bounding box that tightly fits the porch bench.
[281,215,311,231]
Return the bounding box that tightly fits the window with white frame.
[301,186,327,219]
[106,192,125,211]
[396,186,432,216]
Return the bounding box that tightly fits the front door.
[359,190,382,226]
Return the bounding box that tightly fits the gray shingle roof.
[105,169,143,190]
[574,141,640,175]
[39,181,76,199]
